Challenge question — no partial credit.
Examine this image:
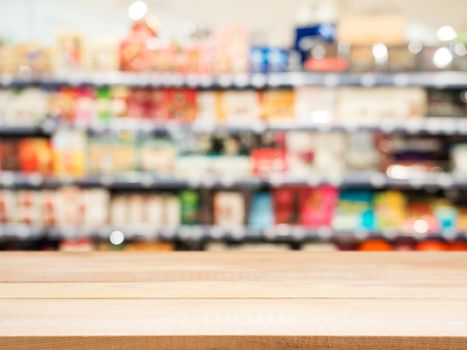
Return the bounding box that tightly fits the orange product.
[51,87,78,123]
[359,239,393,251]
[18,138,53,174]
[456,207,467,231]
[124,242,174,251]
[416,240,448,251]
[260,90,295,121]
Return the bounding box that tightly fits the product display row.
[1,13,467,77]
[2,132,467,179]
[0,86,466,128]
[1,187,467,236]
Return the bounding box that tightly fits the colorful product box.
[332,190,375,231]
[251,148,288,176]
[260,90,295,121]
[214,191,245,227]
[248,192,274,230]
[273,187,297,225]
[299,186,338,228]
[374,191,406,231]
[180,190,200,225]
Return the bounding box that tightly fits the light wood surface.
[0,252,466,349]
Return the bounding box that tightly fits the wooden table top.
[0,252,466,349]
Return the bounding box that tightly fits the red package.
[147,90,170,121]
[18,138,52,174]
[273,187,297,225]
[167,89,197,122]
[251,148,287,176]
[127,88,148,118]
[299,186,338,228]
[120,21,157,72]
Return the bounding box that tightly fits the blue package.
[250,47,290,73]
[294,23,336,63]
[267,48,289,72]
[434,202,457,233]
[250,47,269,73]
[248,192,274,230]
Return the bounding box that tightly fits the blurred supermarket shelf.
[1,171,467,190]
[2,116,467,136]
[1,71,467,88]
[0,223,464,241]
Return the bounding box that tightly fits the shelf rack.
[2,116,467,136]
[0,223,464,242]
[1,171,466,190]
[1,71,467,88]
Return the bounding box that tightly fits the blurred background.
[0,0,467,252]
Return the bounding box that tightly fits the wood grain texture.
[0,252,466,349]
[0,336,465,350]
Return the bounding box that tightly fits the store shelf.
[0,125,52,137]
[1,171,466,189]
[0,223,464,241]
[0,173,263,189]
[1,71,467,88]
[2,116,467,136]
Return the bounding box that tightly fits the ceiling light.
[437,25,457,42]
[128,0,148,21]
[433,47,453,68]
